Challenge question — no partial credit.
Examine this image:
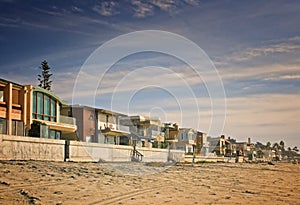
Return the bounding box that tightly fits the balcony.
[99,122,130,136]
[34,115,77,133]
[59,115,76,125]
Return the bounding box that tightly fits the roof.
[0,78,24,88]
[33,87,69,106]
[65,104,128,116]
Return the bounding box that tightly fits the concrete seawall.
[0,135,184,162]
[69,140,184,162]
[0,135,65,161]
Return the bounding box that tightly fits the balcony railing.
[59,115,76,125]
[119,125,130,133]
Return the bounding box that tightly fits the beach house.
[61,105,131,144]
[120,115,163,148]
[0,78,29,136]
[0,78,77,139]
[177,128,197,154]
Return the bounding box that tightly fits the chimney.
[248,137,251,144]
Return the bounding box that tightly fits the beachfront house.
[97,109,130,145]
[61,105,131,144]
[29,87,77,139]
[61,105,96,142]
[0,78,28,136]
[207,135,232,156]
[0,78,77,139]
[195,131,208,155]
[120,115,163,148]
[163,123,179,149]
[233,138,256,160]
[177,128,197,154]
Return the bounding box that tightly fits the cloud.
[131,0,154,18]
[93,1,119,17]
[32,6,66,17]
[130,0,199,18]
[223,94,300,144]
[222,63,299,81]
[264,74,300,81]
[71,6,83,13]
[0,17,21,28]
[225,36,300,63]
[150,0,177,13]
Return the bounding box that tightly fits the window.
[49,129,61,140]
[56,131,61,140]
[37,92,43,115]
[0,91,4,102]
[44,95,50,121]
[12,89,20,104]
[0,118,7,134]
[32,91,59,122]
[50,130,55,139]
[51,98,56,121]
[12,120,24,136]
[89,114,94,120]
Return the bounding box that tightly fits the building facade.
[0,78,77,139]
[0,78,29,136]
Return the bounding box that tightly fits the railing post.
[64,140,70,161]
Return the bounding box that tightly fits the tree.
[38,60,52,91]
[256,150,264,158]
[266,142,271,150]
[279,140,285,151]
[292,146,299,152]
[273,142,280,150]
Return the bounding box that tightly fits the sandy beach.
[0,160,299,205]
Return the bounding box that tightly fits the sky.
[0,0,299,148]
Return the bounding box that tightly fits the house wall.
[62,107,96,142]
[82,108,96,142]
[0,81,29,136]
[0,135,65,161]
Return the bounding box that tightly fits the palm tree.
[279,140,285,151]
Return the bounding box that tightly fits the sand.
[0,160,299,205]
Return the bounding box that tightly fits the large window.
[32,91,59,122]
[50,129,61,140]
[0,118,7,134]
[12,120,24,136]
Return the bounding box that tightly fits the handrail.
[131,146,143,162]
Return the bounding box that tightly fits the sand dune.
[0,160,299,204]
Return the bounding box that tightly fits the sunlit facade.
[30,87,77,140]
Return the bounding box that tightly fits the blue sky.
[0,0,300,148]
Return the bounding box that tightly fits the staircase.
[131,146,143,162]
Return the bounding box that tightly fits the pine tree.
[38,60,53,91]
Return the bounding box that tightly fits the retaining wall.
[0,135,185,162]
[0,135,65,161]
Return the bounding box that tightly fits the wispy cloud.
[131,0,154,18]
[0,17,21,28]
[93,1,119,17]
[130,0,199,18]
[225,36,300,63]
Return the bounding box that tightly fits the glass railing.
[59,115,76,125]
[118,125,130,132]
